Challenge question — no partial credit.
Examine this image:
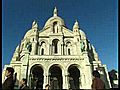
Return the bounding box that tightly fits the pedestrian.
[50,77,59,89]
[91,70,105,90]
[19,78,29,90]
[2,67,15,90]
[69,77,76,89]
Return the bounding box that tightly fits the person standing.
[19,78,29,90]
[2,67,15,90]
[91,70,105,90]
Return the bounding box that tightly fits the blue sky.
[2,0,118,71]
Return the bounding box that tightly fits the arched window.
[41,48,44,55]
[55,43,57,53]
[66,41,72,55]
[68,48,70,55]
[52,39,59,54]
[53,22,58,33]
[40,41,46,55]
[28,44,32,52]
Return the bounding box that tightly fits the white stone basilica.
[2,7,111,89]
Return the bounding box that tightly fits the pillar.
[63,44,65,55]
[80,73,86,89]
[103,65,112,88]
[31,42,37,55]
[20,49,30,80]
[58,42,61,55]
[65,45,67,55]
[62,71,69,89]
[43,70,49,89]
[49,44,51,55]
[61,44,63,55]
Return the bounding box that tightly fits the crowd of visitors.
[2,67,106,90]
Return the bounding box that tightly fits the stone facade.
[2,7,111,89]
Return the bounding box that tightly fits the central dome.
[43,7,65,29]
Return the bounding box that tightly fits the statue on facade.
[50,77,59,89]
[69,77,76,89]
[25,42,32,52]
[80,41,85,52]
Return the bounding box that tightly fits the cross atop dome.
[53,7,58,17]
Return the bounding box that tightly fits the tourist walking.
[91,70,105,90]
[19,78,29,90]
[2,67,15,90]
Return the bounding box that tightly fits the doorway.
[49,65,63,89]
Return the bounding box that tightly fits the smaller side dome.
[24,29,33,39]
[73,20,79,30]
[24,20,39,39]
[79,29,86,39]
[73,20,80,32]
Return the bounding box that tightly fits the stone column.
[52,45,54,55]
[61,43,64,55]
[48,73,51,85]
[28,73,32,89]
[65,45,67,55]
[31,42,37,55]
[43,74,47,89]
[43,70,49,89]
[83,53,92,89]
[65,74,69,89]
[49,44,51,55]
[38,45,41,55]
[62,72,69,89]
[58,42,61,55]
[62,74,66,89]
[63,44,65,55]
[103,65,112,89]
[80,73,86,89]
[20,49,30,80]
[85,65,92,89]
[61,44,63,55]
[79,77,81,89]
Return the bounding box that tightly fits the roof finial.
[53,7,57,17]
[32,20,38,28]
[75,19,79,25]
[73,19,79,30]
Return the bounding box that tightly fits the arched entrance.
[49,65,63,89]
[29,65,44,89]
[68,65,80,89]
